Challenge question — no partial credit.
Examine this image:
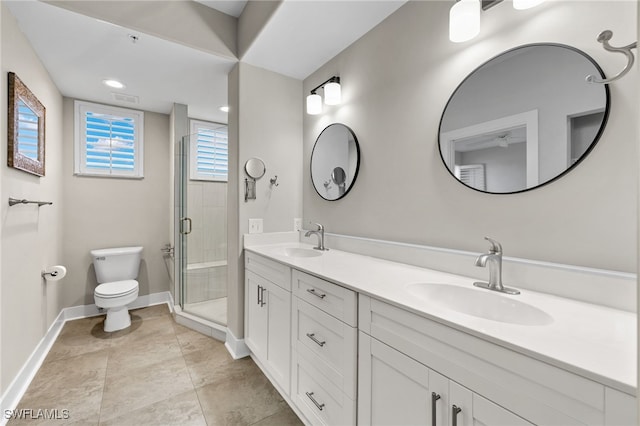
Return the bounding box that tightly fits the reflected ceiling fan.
[491,132,525,148]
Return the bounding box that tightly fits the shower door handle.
[180,217,192,235]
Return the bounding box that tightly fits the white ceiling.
[6,0,406,123]
[194,0,248,18]
[241,1,407,79]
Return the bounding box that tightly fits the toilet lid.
[95,280,138,298]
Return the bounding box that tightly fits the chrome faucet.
[473,237,520,295]
[305,222,328,251]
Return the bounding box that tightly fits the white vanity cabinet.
[359,294,637,426]
[290,270,358,425]
[244,252,292,395]
[359,332,533,426]
[243,243,636,426]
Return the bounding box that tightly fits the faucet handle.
[484,236,502,254]
[310,222,324,232]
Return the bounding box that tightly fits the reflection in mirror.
[311,124,360,201]
[439,44,609,194]
[332,167,347,197]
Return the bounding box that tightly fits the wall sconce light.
[449,0,481,43]
[449,0,545,43]
[306,76,341,115]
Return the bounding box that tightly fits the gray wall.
[228,62,303,338]
[1,4,65,393]
[61,98,172,307]
[303,0,637,273]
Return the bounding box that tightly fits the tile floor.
[9,304,303,426]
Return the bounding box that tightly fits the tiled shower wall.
[186,180,227,304]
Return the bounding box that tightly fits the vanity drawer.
[292,350,356,426]
[292,297,357,398]
[245,251,291,291]
[292,270,357,326]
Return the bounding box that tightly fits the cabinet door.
[265,281,291,394]
[449,381,533,426]
[358,332,431,425]
[245,271,268,360]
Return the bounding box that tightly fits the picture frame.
[8,72,46,177]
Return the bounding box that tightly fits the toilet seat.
[95,280,138,298]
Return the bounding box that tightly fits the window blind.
[74,101,144,178]
[17,100,39,161]
[191,121,228,181]
[456,164,486,191]
[85,112,136,171]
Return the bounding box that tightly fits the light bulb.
[449,0,480,43]
[513,0,544,9]
[324,82,341,105]
[103,79,125,89]
[306,94,322,115]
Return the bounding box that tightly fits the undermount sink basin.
[406,283,553,326]
[280,247,323,258]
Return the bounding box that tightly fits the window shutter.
[190,121,228,182]
[74,101,144,178]
[17,100,39,161]
[85,112,136,172]
[456,164,486,191]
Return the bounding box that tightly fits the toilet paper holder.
[41,265,67,281]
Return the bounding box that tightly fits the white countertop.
[245,241,637,395]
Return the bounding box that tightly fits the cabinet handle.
[305,392,325,411]
[260,286,266,307]
[306,333,326,347]
[431,392,441,426]
[452,405,462,426]
[306,288,327,299]
[257,285,262,305]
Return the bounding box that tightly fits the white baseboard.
[225,328,250,359]
[0,310,65,424]
[0,291,173,425]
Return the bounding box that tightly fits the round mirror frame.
[310,123,361,201]
[245,157,266,179]
[438,43,610,195]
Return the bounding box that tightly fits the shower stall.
[175,126,228,327]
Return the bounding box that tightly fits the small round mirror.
[245,157,266,179]
[311,123,360,201]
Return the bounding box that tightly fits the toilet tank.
[91,246,143,283]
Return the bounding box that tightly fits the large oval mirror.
[439,44,609,194]
[311,123,360,201]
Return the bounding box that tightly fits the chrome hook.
[586,30,637,84]
[270,175,279,187]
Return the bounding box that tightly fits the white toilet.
[91,246,143,332]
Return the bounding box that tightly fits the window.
[74,100,144,178]
[189,119,228,182]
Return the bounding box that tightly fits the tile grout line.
[95,319,114,426]
[172,317,210,426]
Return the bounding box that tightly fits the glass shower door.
[177,133,228,326]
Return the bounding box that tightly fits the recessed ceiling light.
[103,79,125,89]
[219,106,230,113]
